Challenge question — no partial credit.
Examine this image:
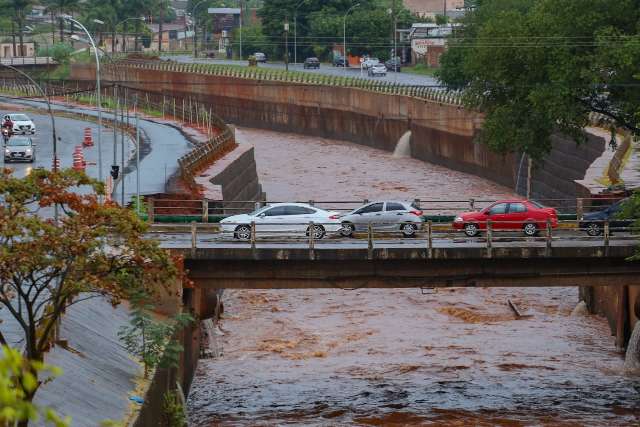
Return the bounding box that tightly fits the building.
[404,0,465,18]
[409,23,452,67]
[0,42,35,58]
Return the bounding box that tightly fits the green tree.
[0,168,181,406]
[438,0,640,160]
[42,0,83,42]
[118,294,193,379]
[0,346,69,426]
[2,0,34,57]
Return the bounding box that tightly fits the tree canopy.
[438,0,640,160]
[0,168,181,404]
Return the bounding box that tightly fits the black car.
[385,58,402,72]
[304,57,320,69]
[579,198,635,236]
[333,56,348,67]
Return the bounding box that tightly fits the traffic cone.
[52,155,60,171]
[82,127,93,147]
[72,145,86,171]
[105,176,113,202]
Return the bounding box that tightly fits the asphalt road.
[164,56,441,87]
[0,97,193,202]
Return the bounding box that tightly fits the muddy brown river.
[187,128,640,426]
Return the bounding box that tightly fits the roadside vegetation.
[437,0,640,161]
[0,168,188,425]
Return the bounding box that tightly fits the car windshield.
[10,114,29,121]
[529,200,545,209]
[248,206,270,216]
[8,137,31,146]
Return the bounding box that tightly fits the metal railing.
[143,196,630,224]
[150,218,638,257]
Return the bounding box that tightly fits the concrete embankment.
[80,61,606,202]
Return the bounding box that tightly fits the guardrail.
[150,218,638,257]
[143,196,630,224]
[113,59,464,106]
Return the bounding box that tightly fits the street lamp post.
[343,3,360,70]
[284,20,289,72]
[64,16,104,184]
[191,0,209,58]
[293,0,306,64]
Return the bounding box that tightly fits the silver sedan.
[339,201,424,238]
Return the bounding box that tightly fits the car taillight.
[329,215,340,220]
[410,210,423,216]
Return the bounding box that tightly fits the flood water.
[187,128,640,426]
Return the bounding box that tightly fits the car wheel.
[464,223,479,237]
[585,222,602,236]
[340,222,355,237]
[306,224,326,240]
[234,224,252,241]
[401,223,418,237]
[523,222,538,236]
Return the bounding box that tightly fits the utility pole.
[284,19,289,72]
[444,0,447,18]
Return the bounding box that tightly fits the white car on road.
[3,113,36,135]
[361,58,380,69]
[368,63,387,77]
[220,203,342,240]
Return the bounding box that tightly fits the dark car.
[333,56,348,67]
[303,57,320,69]
[579,198,634,236]
[385,58,402,72]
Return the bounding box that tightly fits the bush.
[37,42,74,64]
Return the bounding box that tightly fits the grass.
[403,63,439,77]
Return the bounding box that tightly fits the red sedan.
[453,200,558,237]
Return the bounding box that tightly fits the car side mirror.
[258,213,266,218]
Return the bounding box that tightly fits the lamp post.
[238,0,243,60]
[191,0,209,58]
[284,20,289,72]
[343,3,360,69]
[115,17,145,53]
[293,0,306,64]
[64,16,104,184]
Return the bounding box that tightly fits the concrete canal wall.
[78,62,606,202]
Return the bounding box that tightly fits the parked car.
[385,58,402,72]
[3,113,35,135]
[3,135,36,163]
[254,52,267,63]
[368,63,387,77]
[579,198,634,236]
[339,201,424,238]
[333,56,348,67]
[453,200,558,237]
[303,57,320,69]
[361,57,380,69]
[220,203,341,240]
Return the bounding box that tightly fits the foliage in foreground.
[118,294,193,379]
[0,345,68,427]
[438,0,640,160]
[0,168,182,405]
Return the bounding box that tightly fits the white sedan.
[220,203,342,240]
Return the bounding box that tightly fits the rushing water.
[187,128,640,426]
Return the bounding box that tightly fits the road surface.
[164,56,440,87]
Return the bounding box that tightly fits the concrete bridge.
[163,236,640,289]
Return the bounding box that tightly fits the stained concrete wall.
[88,63,606,200]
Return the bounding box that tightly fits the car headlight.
[25,148,32,154]
[454,216,463,223]
[4,148,9,154]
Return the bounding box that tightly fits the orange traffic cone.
[72,145,86,171]
[82,127,93,147]
[52,155,61,171]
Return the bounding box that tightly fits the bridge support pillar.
[616,285,630,350]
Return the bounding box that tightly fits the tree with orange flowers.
[0,167,182,407]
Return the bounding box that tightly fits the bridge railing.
[142,196,629,224]
[150,218,638,256]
